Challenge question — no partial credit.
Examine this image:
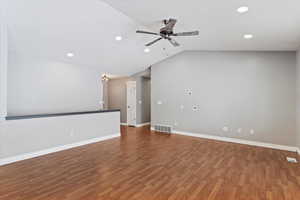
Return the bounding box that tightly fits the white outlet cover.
[174,122,178,126]
[222,127,229,132]
[237,128,242,133]
[180,105,185,110]
[250,129,255,135]
[157,101,162,105]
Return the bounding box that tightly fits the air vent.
[286,157,298,163]
[154,124,172,133]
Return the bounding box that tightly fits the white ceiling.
[102,0,300,51]
[1,0,182,75]
[2,0,300,76]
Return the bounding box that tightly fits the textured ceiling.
[2,0,300,76]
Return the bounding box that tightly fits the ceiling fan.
[136,18,199,47]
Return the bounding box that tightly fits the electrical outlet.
[250,129,255,135]
[180,105,185,110]
[237,128,242,133]
[70,129,75,137]
[157,101,162,105]
[174,121,178,126]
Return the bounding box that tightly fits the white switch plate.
[222,126,229,132]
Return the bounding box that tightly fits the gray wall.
[0,16,7,121]
[297,50,300,148]
[151,51,296,146]
[7,57,103,116]
[135,77,151,124]
[102,81,109,109]
[107,77,131,123]
[142,78,151,123]
[107,75,151,124]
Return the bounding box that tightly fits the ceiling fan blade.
[145,37,163,46]
[172,31,199,36]
[136,30,159,36]
[168,38,180,47]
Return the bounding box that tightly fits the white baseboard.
[135,122,150,127]
[172,130,298,152]
[122,122,150,127]
[0,133,120,166]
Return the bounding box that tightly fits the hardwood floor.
[0,125,300,200]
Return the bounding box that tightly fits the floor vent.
[154,124,172,133]
[286,157,298,163]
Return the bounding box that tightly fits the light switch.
[222,126,229,132]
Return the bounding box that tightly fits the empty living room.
[1,0,300,199]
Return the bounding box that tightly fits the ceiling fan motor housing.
[136,18,199,47]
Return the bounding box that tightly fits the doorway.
[126,81,136,126]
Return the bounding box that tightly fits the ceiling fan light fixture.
[136,18,198,47]
[237,6,249,13]
[102,74,110,82]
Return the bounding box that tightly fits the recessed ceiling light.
[237,6,249,13]
[244,34,253,39]
[144,48,150,53]
[115,36,122,41]
[67,52,74,57]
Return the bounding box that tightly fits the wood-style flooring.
[0,126,300,200]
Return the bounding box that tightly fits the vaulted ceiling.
[1,0,182,75]
[2,0,300,76]
[103,0,300,51]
